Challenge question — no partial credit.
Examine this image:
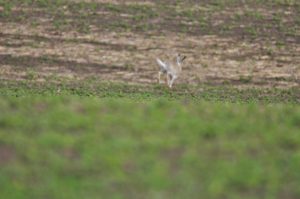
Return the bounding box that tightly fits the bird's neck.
[177,61,182,71]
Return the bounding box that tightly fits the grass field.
[1,81,300,199]
[0,0,300,198]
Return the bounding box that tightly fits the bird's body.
[156,54,186,88]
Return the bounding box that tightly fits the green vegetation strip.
[0,96,300,199]
[0,82,300,199]
[1,81,299,103]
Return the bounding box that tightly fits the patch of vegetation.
[0,85,300,199]
[0,81,299,104]
[239,75,253,84]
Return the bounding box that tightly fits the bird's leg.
[158,71,162,84]
[169,75,177,88]
[167,73,171,87]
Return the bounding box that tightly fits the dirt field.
[0,0,299,88]
[1,2,300,198]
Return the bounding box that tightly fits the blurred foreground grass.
[0,83,300,199]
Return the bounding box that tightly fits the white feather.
[156,58,168,71]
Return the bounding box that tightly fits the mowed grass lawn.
[0,83,300,199]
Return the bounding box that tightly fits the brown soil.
[0,0,299,88]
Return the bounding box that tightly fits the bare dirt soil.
[0,0,299,88]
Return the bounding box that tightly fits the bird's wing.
[156,58,168,71]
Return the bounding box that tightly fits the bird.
[156,54,186,88]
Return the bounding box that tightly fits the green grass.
[0,81,299,103]
[0,81,300,199]
[0,95,300,199]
